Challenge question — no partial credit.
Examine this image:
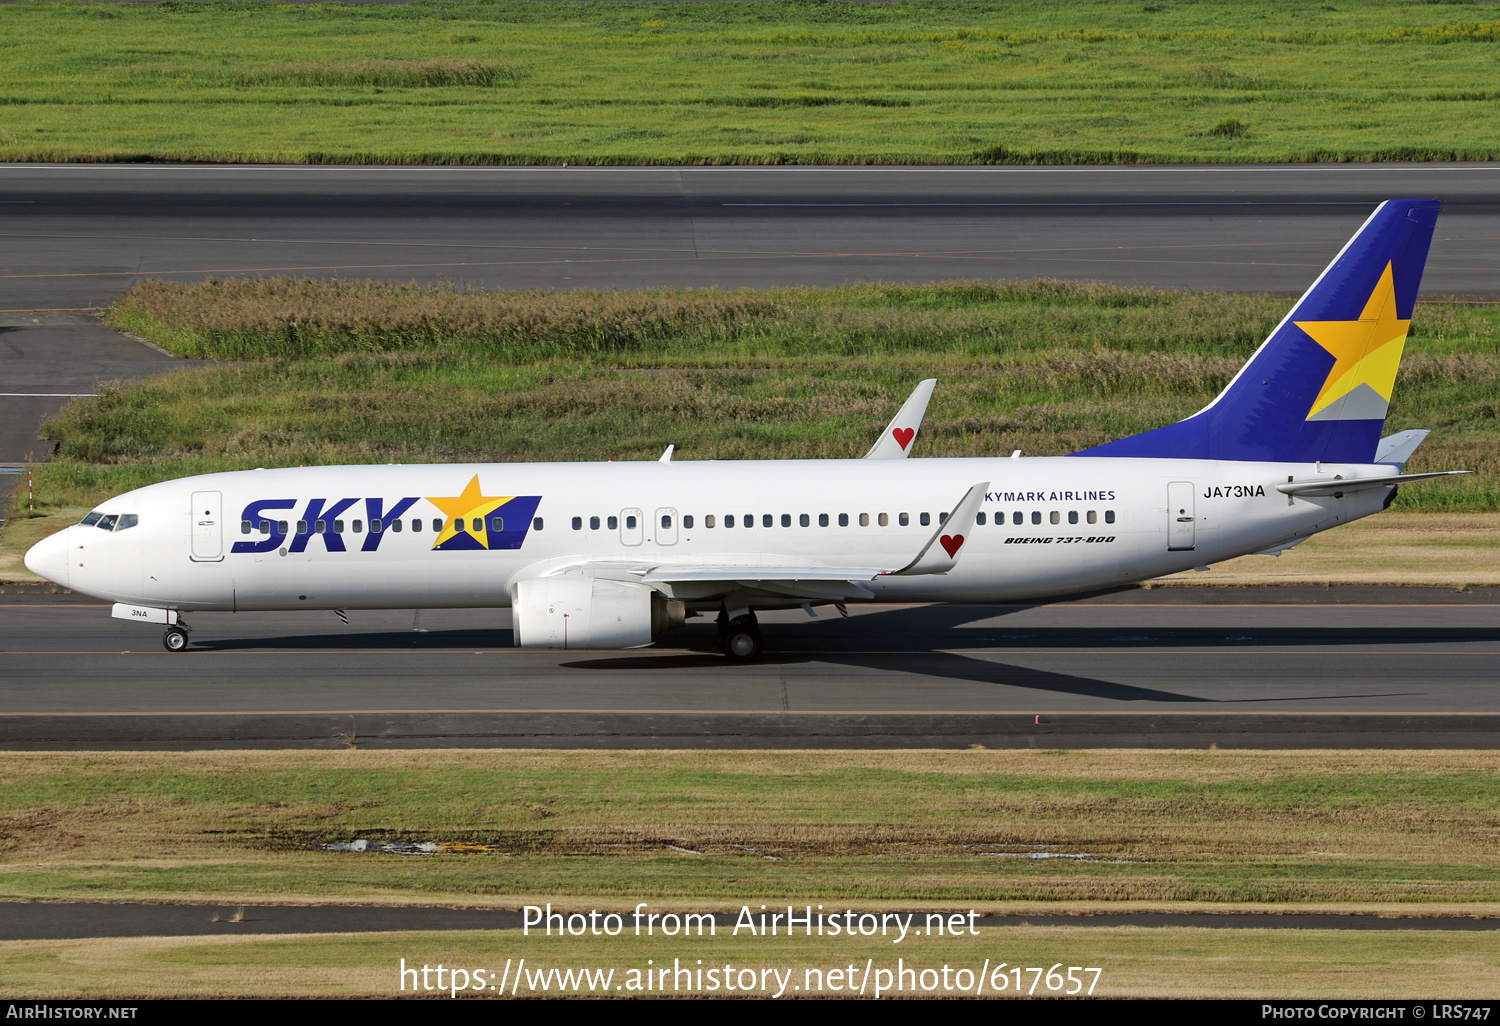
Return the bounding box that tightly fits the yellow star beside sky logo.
[1293,261,1410,422]
[426,475,515,550]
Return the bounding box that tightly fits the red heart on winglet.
[939,534,964,558]
[893,428,915,450]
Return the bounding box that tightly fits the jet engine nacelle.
[512,576,673,649]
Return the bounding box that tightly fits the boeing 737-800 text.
[24,200,1466,660]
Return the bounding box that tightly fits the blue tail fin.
[1073,199,1439,463]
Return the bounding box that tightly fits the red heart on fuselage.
[893,428,915,450]
[939,534,964,558]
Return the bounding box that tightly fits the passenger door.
[1167,481,1195,551]
[190,490,224,561]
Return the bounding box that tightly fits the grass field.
[6,927,1500,998]
[4,750,1500,909]
[1,1,1499,165]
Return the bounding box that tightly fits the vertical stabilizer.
[1074,200,1439,463]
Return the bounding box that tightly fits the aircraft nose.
[23,526,70,586]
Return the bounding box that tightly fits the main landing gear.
[162,620,191,652]
[717,610,762,662]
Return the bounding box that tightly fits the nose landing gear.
[162,621,191,652]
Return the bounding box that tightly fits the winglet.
[889,481,988,576]
[659,445,674,462]
[864,378,937,459]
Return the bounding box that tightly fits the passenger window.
[782,514,792,528]
[80,512,102,526]
[626,515,637,529]
[799,513,810,528]
[354,520,364,534]
[116,514,138,531]
[533,517,544,530]
[860,513,870,527]
[899,513,909,526]
[819,513,829,527]
[746,513,754,527]
[432,518,442,532]
[297,520,309,535]
[314,520,326,534]
[662,514,672,529]
[939,512,948,524]
[1087,510,1098,525]
[98,514,118,531]
[572,516,583,531]
[491,516,504,532]
[1050,511,1060,525]
[470,518,480,532]
[879,513,889,527]
[1013,512,1023,526]
[1068,511,1078,525]
[838,513,848,527]
[454,519,466,534]
[608,515,618,530]
[976,512,986,526]
[725,515,735,528]
[1105,510,1116,524]
[241,520,252,535]
[334,520,345,534]
[260,520,271,534]
[684,515,694,529]
[279,520,289,534]
[919,512,930,526]
[706,515,716,528]
[762,514,772,528]
[590,516,600,530]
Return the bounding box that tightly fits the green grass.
[9,277,1494,525]
[2,1,1500,164]
[5,749,1500,908]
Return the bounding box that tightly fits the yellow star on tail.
[1294,261,1409,421]
[427,475,513,549]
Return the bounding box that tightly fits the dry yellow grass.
[1156,512,1500,588]
[2,926,1498,999]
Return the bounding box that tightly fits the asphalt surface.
[3,586,1497,748]
[5,164,1500,309]
[2,904,1494,941]
[3,164,1500,747]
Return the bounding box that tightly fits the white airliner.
[24,200,1466,660]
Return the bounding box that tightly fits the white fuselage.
[43,455,1395,613]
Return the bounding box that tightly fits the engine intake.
[512,576,681,649]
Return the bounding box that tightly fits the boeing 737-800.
[24,199,1466,660]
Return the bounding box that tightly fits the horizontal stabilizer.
[1276,470,1469,497]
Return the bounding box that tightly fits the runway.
[4,585,1497,749]
[4,163,1500,309]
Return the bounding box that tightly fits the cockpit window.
[115,514,139,532]
[80,512,102,526]
[97,514,118,531]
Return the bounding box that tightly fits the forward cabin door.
[190,490,224,561]
[1167,481,1196,551]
